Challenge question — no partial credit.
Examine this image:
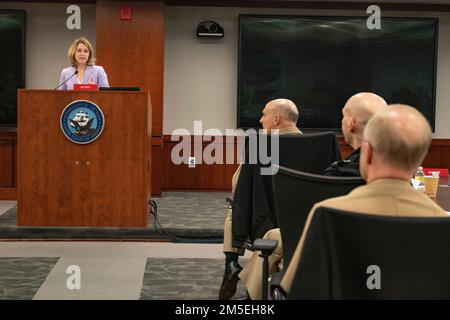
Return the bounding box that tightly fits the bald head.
[362,104,432,179]
[344,92,388,126]
[260,98,299,132]
[341,92,388,149]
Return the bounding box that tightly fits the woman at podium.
[57,37,109,90]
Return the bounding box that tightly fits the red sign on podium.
[73,84,99,91]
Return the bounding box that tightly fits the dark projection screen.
[238,15,438,131]
[0,10,26,126]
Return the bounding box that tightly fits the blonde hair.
[68,37,96,67]
[364,104,432,172]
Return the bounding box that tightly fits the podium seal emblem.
[60,100,105,144]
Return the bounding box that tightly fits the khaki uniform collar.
[352,178,413,197]
[275,127,303,135]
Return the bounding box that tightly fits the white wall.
[0,2,96,89]
[1,3,449,137]
[163,6,450,138]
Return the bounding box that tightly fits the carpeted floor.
[0,257,59,300]
[140,258,248,300]
[0,193,255,300]
[155,192,230,230]
[0,192,231,241]
[0,254,252,300]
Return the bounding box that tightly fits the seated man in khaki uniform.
[219,98,302,300]
[323,92,387,176]
[239,92,388,300]
[281,104,448,296]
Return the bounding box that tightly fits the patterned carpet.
[0,193,242,299]
[155,192,231,230]
[140,258,248,300]
[0,257,59,300]
[0,192,231,240]
[0,256,250,300]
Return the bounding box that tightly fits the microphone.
[55,70,79,90]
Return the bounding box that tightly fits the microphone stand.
[54,70,79,90]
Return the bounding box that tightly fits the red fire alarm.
[120,5,132,20]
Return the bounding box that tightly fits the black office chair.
[289,206,450,299]
[230,132,341,300]
[232,132,341,249]
[266,166,364,299]
[273,165,365,269]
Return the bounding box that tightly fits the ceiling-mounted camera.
[197,20,224,38]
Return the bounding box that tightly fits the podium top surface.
[18,89,148,95]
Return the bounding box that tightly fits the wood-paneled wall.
[2,133,450,197]
[96,0,164,136]
[422,139,450,168]
[161,135,450,192]
[162,135,241,191]
[96,0,165,195]
[0,131,17,200]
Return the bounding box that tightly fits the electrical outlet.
[188,156,196,168]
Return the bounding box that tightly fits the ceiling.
[15,0,450,7]
[306,0,450,4]
[164,0,450,10]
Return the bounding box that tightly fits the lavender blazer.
[57,65,110,90]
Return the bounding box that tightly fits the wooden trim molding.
[427,139,450,147]
[0,132,17,188]
[0,131,17,140]
[422,139,450,170]
[152,136,164,146]
[0,188,17,200]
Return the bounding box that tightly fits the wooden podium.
[17,90,151,227]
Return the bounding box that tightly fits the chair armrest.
[253,238,278,256]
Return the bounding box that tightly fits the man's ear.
[274,114,280,125]
[349,117,357,133]
[366,142,374,165]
